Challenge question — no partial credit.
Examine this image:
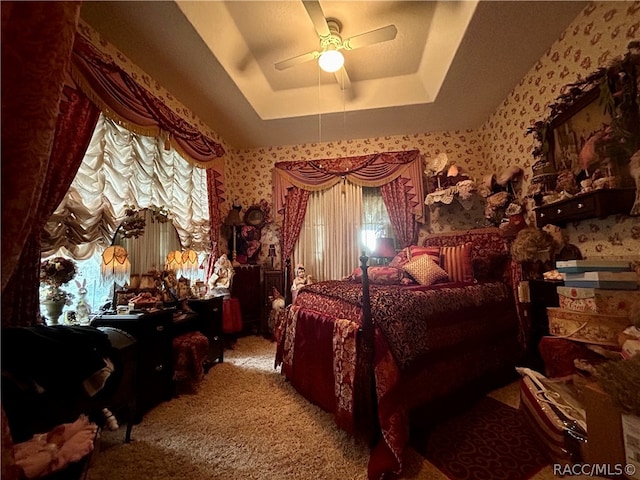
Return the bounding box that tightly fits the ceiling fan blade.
[302,0,330,37]
[275,50,320,71]
[334,66,351,91]
[342,24,397,51]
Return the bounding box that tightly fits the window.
[361,187,395,254]
[293,184,396,281]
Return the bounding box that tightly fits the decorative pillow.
[389,246,440,268]
[409,245,441,261]
[440,242,474,283]
[402,255,449,286]
[347,266,404,285]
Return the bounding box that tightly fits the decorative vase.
[41,299,65,325]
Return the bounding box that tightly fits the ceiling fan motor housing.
[321,18,343,50]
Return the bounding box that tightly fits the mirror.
[113,208,182,276]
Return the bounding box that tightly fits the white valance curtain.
[42,113,211,260]
[293,181,363,282]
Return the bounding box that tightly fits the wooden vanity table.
[91,309,174,421]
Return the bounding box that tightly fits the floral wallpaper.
[226,1,640,263]
[79,4,640,264]
[482,1,640,258]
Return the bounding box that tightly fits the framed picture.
[243,205,266,228]
[548,87,609,176]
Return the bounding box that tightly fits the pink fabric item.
[72,35,225,163]
[223,297,243,333]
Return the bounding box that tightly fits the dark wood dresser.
[91,309,174,421]
[185,296,224,363]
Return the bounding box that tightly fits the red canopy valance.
[70,33,225,167]
[273,150,424,222]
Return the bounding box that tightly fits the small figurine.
[291,264,312,303]
[74,279,91,324]
[208,254,235,291]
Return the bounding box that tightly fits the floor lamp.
[224,205,244,266]
[101,245,131,309]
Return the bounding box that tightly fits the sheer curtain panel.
[293,182,363,282]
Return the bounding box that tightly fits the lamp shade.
[101,245,130,284]
[181,249,199,277]
[318,49,344,73]
[373,237,396,258]
[224,207,243,226]
[166,250,183,271]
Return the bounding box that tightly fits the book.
[556,259,631,273]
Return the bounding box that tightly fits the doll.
[291,264,312,303]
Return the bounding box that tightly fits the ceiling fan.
[274,0,398,90]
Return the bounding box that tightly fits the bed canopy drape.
[273,150,425,266]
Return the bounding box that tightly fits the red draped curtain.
[273,150,424,273]
[1,2,102,328]
[205,167,226,279]
[380,178,419,248]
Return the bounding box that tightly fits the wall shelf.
[534,188,636,227]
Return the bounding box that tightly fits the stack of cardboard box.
[520,259,640,477]
[548,259,639,348]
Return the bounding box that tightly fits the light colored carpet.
[87,336,446,480]
[87,336,595,480]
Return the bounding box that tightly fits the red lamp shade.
[373,237,396,258]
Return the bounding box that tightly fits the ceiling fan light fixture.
[318,49,344,73]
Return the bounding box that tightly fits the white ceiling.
[80,1,587,150]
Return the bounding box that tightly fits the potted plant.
[40,256,77,324]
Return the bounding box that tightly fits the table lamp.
[372,237,396,265]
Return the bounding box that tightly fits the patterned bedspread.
[276,279,522,480]
[295,280,514,370]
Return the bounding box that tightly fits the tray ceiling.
[80,1,587,149]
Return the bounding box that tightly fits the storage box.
[557,287,640,317]
[562,271,639,290]
[556,259,632,273]
[519,375,587,464]
[583,382,626,467]
[622,414,640,480]
[547,307,631,346]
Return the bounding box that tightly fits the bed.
[275,227,526,480]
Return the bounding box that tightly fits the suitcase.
[519,375,587,464]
